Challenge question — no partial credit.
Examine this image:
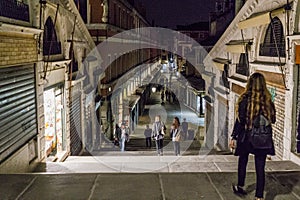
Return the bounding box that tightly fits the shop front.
[43,86,65,157]
[186,86,205,117]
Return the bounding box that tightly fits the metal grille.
[0,65,37,162]
[70,95,82,155]
[259,17,285,57]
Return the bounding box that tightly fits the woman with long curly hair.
[230,72,276,200]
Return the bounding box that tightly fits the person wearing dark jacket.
[144,125,152,148]
[113,124,121,146]
[229,73,276,200]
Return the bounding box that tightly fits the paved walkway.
[2,74,300,199]
[1,169,300,200]
[4,150,300,199]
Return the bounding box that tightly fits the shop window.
[259,17,285,57]
[236,53,249,76]
[43,17,61,55]
[44,87,64,156]
[221,64,230,88]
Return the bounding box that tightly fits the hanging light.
[151,87,156,93]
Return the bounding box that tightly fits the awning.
[212,58,231,71]
[225,39,253,53]
[238,7,285,29]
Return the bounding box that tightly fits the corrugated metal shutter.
[70,94,82,155]
[0,65,37,162]
[217,101,228,150]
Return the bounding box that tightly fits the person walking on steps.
[152,115,166,156]
[181,118,188,141]
[170,117,182,156]
[161,91,165,104]
[144,124,152,148]
[120,122,129,152]
[113,124,121,147]
[229,72,276,200]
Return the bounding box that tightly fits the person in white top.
[170,117,182,156]
[120,123,129,152]
[151,115,166,156]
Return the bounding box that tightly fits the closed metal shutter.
[70,95,82,155]
[217,101,228,150]
[205,103,214,149]
[0,65,37,162]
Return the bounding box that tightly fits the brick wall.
[0,33,37,66]
[270,85,285,159]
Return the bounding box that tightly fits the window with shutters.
[259,17,285,57]
[220,64,230,88]
[236,53,249,76]
[43,17,62,56]
[0,0,29,22]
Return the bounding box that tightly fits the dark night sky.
[141,0,216,29]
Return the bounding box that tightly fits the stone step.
[33,155,300,173]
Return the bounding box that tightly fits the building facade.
[203,0,300,164]
[0,0,95,173]
[75,0,160,141]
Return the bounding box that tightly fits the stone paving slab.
[0,174,35,200]
[1,172,300,200]
[22,174,96,200]
[91,174,162,200]
[161,173,221,200]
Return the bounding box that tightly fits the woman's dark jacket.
[231,95,276,156]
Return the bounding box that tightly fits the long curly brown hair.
[236,72,275,129]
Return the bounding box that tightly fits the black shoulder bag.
[250,114,273,149]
